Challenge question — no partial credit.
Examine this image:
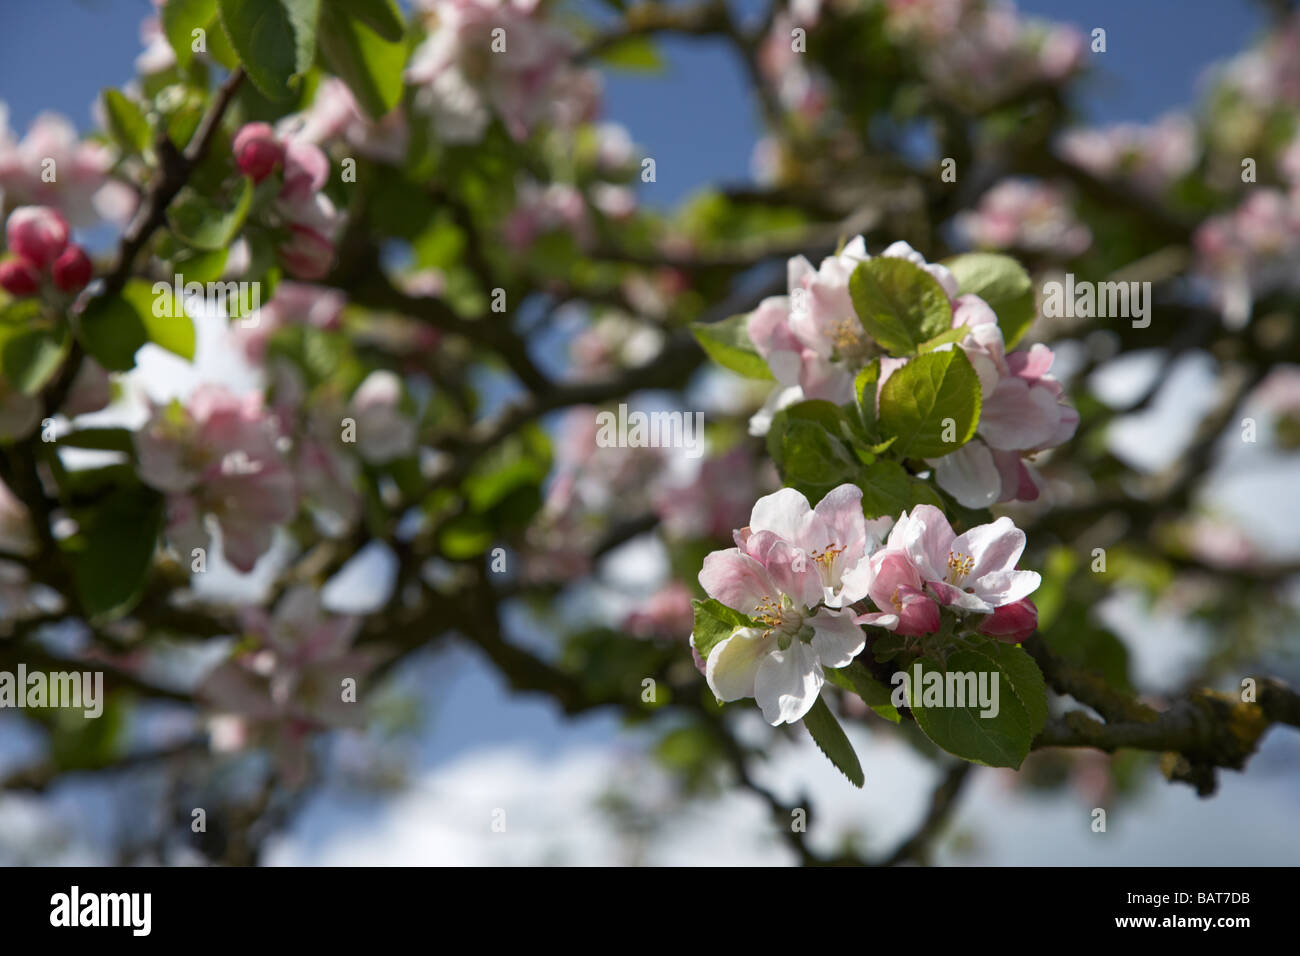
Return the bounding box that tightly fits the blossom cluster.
[406,0,600,145]
[231,123,342,280]
[1195,188,1300,328]
[746,236,1077,506]
[693,485,1039,724]
[1057,113,1198,195]
[953,179,1092,257]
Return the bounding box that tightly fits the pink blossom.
[977,597,1038,642]
[278,224,335,280]
[133,385,297,572]
[624,581,695,639]
[235,280,346,363]
[0,109,136,226]
[694,484,883,724]
[348,370,417,464]
[0,257,39,297]
[954,178,1091,256]
[503,180,589,250]
[51,244,92,292]
[281,139,330,202]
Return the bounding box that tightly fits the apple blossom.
[134,385,297,572]
[278,224,336,280]
[695,485,885,724]
[880,504,1041,615]
[348,370,417,464]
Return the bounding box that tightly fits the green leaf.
[317,0,406,119]
[79,280,195,371]
[595,35,665,72]
[917,324,971,353]
[437,512,493,558]
[849,257,952,356]
[766,404,856,491]
[101,89,151,154]
[944,253,1036,348]
[690,313,773,381]
[2,330,66,395]
[339,0,405,41]
[65,484,163,620]
[690,598,756,662]
[903,642,1046,768]
[877,348,980,459]
[827,660,900,723]
[167,176,253,250]
[217,0,320,100]
[161,0,218,68]
[856,459,943,518]
[802,695,864,787]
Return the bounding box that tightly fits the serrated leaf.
[318,0,406,119]
[690,313,773,380]
[803,695,864,787]
[944,253,1036,348]
[849,257,952,356]
[877,348,980,458]
[856,459,943,518]
[217,0,320,100]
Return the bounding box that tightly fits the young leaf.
[877,348,980,459]
[803,695,864,787]
[217,0,321,100]
[849,257,952,356]
[944,253,1036,348]
[2,329,66,395]
[690,313,773,381]
[317,0,406,119]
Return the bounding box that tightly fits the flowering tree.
[2,0,1300,865]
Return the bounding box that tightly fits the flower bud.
[51,244,93,293]
[0,257,41,297]
[978,597,1038,643]
[232,122,284,183]
[5,206,69,270]
[278,225,334,280]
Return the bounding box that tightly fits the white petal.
[974,569,1041,607]
[809,608,866,668]
[755,640,823,725]
[929,442,1002,509]
[706,627,775,703]
[952,516,1025,580]
[749,487,814,544]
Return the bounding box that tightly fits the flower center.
[947,550,975,584]
[830,318,873,363]
[810,544,846,583]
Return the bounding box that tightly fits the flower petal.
[754,639,823,725]
[705,627,774,702]
[808,608,865,668]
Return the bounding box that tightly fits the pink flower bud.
[51,244,93,293]
[6,206,69,270]
[279,225,334,280]
[978,597,1038,643]
[232,122,284,183]
[281,139,330,202]
[0,258,41,297]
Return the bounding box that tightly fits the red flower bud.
[6,206,69,270]
[51,244,93,293]
[0,257,41,297]
[279,225,334,280]
[232,122,284,184]
[978,597,1038,643]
